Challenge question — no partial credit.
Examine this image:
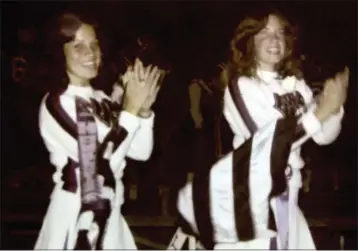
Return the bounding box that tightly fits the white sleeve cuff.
[118,111,141,133]
[300,110,322,136]
[300,105,345,137]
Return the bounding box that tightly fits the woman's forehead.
[73,23,97,42]
[265,14,285,30]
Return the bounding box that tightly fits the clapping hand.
[138,63,163,117]
[121,58,164,117]
[318,67,349,115]
[315,67,349,122]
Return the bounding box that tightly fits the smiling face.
[254,14,286,71]
[63,23,101,86]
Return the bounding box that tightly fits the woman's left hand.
[121,58,164,117]
[138,63,163,117]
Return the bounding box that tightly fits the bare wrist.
[314,106,330,123]
[139,109,152,118]
[331,107,341,115]
[123,105,140,116]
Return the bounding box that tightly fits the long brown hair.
[223,9,303,87]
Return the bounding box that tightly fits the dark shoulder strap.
[45,92,78,138]
[227,77,258,135]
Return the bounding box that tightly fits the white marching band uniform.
[177,70,344,249]
[35,84,154,249]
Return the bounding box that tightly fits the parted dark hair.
[222,8,303,87]
[45,11,108,92]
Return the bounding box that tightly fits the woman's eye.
[260,28,269,34]
[277,29,285,36]
[74,43,84,51]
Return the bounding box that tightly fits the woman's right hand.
[122,58,152,115]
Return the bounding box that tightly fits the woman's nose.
[269,31,282,42]
[83,45,94,56]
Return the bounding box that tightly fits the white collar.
[256,69,279,84]
[66,84,94,100]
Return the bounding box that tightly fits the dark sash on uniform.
[227,79,306,249]
[190,77,300,249]
[45,93,128,249]
[228,78,280,243]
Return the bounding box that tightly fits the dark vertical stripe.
[232,116,297,241]
[228,76,268,241]
[228,77,258,239]
[268,205,277,232]
[269,116,297,198]
[97,158,115,190]
[94,199,111,250]
[228,77,258,134]
[192,172,215,249]
[45,93,78,138]
[273,93,282,114]
[91,98,101,119]
[268,116,297,238]
[228,76,257,240]
[293,123,306,142]
[101,99,113,125]
[232,138,255,241]
[74,230,91,250]
[270,237,278,250]
[62,158,78,193]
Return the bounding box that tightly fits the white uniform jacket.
[35,84,154,250]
